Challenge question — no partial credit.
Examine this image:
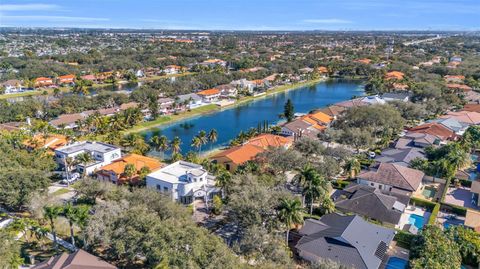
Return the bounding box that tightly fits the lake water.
[142,79,365,155]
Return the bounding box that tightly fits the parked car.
[62,173,80,184]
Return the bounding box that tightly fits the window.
[163,187,169,192]
[156,185,161,190]
[370,183,374,186]
[226,164,231,171]
[379,185,383,190]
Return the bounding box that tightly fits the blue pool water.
[408,214,425,229]
[386,257,408,269]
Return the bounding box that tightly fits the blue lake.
[142,79,365,155]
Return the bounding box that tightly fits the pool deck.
[380,241,410,269]
[437,211,465,230]
[397,206,430,233]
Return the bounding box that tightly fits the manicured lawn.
[52,188,71,196]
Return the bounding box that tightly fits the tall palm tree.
[198,131,208,152]
[150,135,170,159]
[344,158,361,179]
[76,152,93,178]
[216,171,232,198]
[208,129,218,150]
[74,205,90,247]
[44,205,62,250]
[293,165,317,207]
[64,157,77,186]
[63,203,77,246]
[171,136,182,155]
[321,197,336,215]
[277,197,303,244]
[191,136,202,152]
[123,163,137,183]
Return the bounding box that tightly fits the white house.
[230,79,255,94]
[178,93,204,109]
[1,80,24,94]
[55,141,122,175]
[146,161,220,204]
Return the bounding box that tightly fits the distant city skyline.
[0,0,478,31]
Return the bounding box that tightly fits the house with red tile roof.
[444,75,465,83]
[34,77,54,87]
[57,74,75,84]
[354,58,372,64]
[385,71,405,81]
[408,122,457,141]
[211,134,291,172]
[197,88,220,102]
[462,104,480,113]
[96,154,163,184]
[441,111,480,125]
[280,111,333,139]
[447,83,472,92]
[23,134,68,152]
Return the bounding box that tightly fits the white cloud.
[0,4,60,11]
[303,19,352,24]
[3,15,109,22]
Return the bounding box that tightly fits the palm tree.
[321,197,336,215]
[74,205,90,247]
[44,205,62,250]
[64,157,77,186]
[191,136,202,152]
[63,203,78,246]
[198,130,208,152]
[293,165,317,207]
[123,163,137,183]
[208,129,218,150]
[76,152,93,178]
[150,135,169,159]
[277,197,303,244]
[171,136,182,155]
[344,158,361,179]
[216,171,232,198]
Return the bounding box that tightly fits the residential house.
[23,134,68,152]
[1,79,23,93]
[178,93,204,109]
[392,83,409,91]
[462,104,480,113]
[471,180,480,206]
[334,98,369,109]
[211,144,264,172]
[146,161,220,204]
[431,117,469,135]
[197,88,220,103]
[157,97,175,114]
[35,77,54,87]
[201,59,227,67]
[465,209,480,233]
[96,154,163,185]
[57,74,75,85]
[444,75,465,83]
[385,71,405,80]
[32,249,117,269]
[440,111,480,125]
[381,92,411,102]
[408,122,457,141]
[80,74,97,83]
[447,83,473,92]
[450,56,462,62]
[355,58,372,64]
[374,147,426,166]
[281,111,332,139]
[0,122,23,132]
[357,163,424,195]
[395,132,442,149]
[360,95,386,105]
[55,141,122,175]
[231,79,255,93]
[295,213,395,269]
[333,184,409,226]
[317,105,346,119]
[212,134,292,172]
[217,84,238,98]
[163,65,183,75]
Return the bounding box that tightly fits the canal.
[142,79,365,155]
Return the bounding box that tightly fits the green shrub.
[331,179,351,190]
[410,197,437,211]
[428,203,440,225]
[458,179,472,188]
[441,203,467,216]
[395,229,417,249]
[212,195,223,215]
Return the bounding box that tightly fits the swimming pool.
[422,187,436,198]
[386,257,408,269]
[408,214,425,229]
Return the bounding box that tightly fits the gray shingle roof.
[296,213,395,269]
[357,163,424,192]
[334,184,409,225]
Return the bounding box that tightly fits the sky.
[0,0,479,31]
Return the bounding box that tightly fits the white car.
[368,152,376,159]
